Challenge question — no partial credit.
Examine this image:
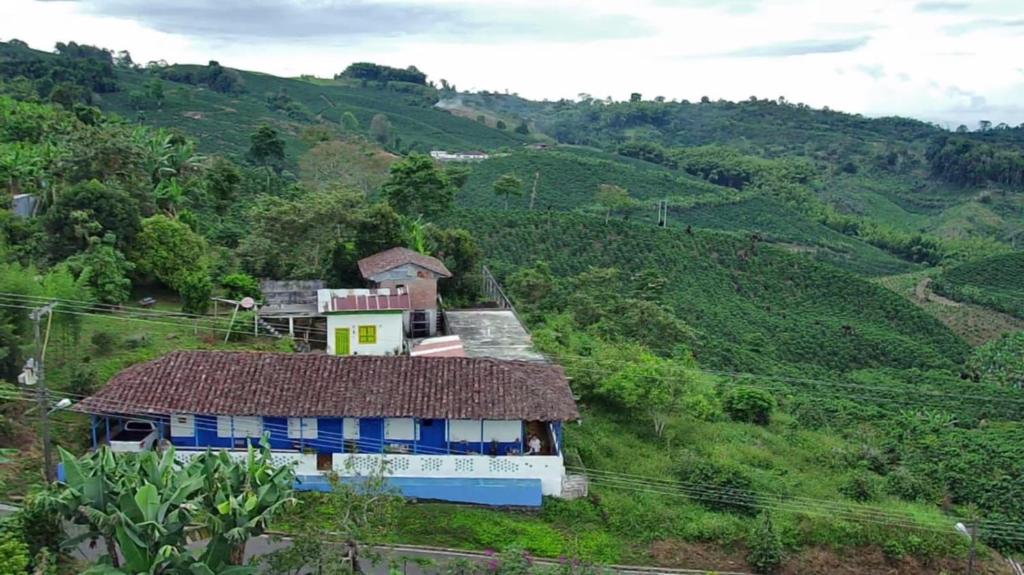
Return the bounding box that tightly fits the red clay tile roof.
[76,351,578,421]
[358,247,452,279]
[324,291,411,312]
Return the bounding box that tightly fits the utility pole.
[528,171,539,210]
[29,302,58,483]
[967,522,976,575]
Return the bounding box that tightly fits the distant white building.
[429,150,489,162]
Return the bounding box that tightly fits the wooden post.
[528,170,539,210]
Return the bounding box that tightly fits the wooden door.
[334,327,350,355]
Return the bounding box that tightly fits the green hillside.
[459,150,915,276]
[99,66,524,164]
[932,252,1024,318]
[444,209,967,374]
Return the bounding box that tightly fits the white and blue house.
[76,350,580,506]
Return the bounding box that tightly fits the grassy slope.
[0,291,289,498]
[443,210,967,374]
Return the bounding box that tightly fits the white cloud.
[1,0,1021,126]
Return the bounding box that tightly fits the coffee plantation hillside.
[443,209,968,375]
[459,150,918,276]
[0,41,525,166]
[932,251,1024,318]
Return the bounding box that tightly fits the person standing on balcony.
[526,434,542,455]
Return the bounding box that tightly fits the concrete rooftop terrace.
[443,310,548,363]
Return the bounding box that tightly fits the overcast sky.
[2,0,1023,127]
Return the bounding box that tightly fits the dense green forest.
[0,38,1022,574]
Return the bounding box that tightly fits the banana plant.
[47,441,295,573]
[191,437,297,567]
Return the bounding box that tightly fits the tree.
[178,270,213,314]
[723,386,775,425]
[131,215,209,292]
[369,113,392,145]
[341,111,360,131]
[237,188,366,279]
[629,92,642,103]
[495,119,507,130]
[299,140,394,195]
[596,350,694,437]
[492,173,523,210]
[62,234,134,305]
[246,124,285,172]
[44,180,141,259]
[514,119,529,135]
[203,156,242,213]
[427,227,481,304]
[220,272,262,301]
[381,154,455,219]
[747,511,784,574]
[595,183,630,223]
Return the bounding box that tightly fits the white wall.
[171,448,568,497]
[333,453,567,496]
[326,312,404,356]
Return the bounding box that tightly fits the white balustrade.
[173,448,319,475]
[331,453,566,495]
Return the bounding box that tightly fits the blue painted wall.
[418,418,446,453]
[294,475,543,507]
[121,414,557,457]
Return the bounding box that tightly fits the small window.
[384,418,417,441]
[216,416,263,438]
[170,414,194,437]
[358,325,377,344]
[343,417,360,439]
[483,420,522,442]
[287,417,318,439]
[449,419,482,442]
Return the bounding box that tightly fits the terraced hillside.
[444,209,968,374]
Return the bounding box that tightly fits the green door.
[335,327,350,355]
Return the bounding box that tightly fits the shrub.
[722,386,775,425]
[747,511,784,574]
[90,331,117,355]
[66,362,99,396]
[882,539,905,561]
[883,466,940,503]
[124,333,150,349]
[677,452,757,515]
[220,272,262,301]
[179,271,213,314]
[0,533,29,574]
[838,471,882,502]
